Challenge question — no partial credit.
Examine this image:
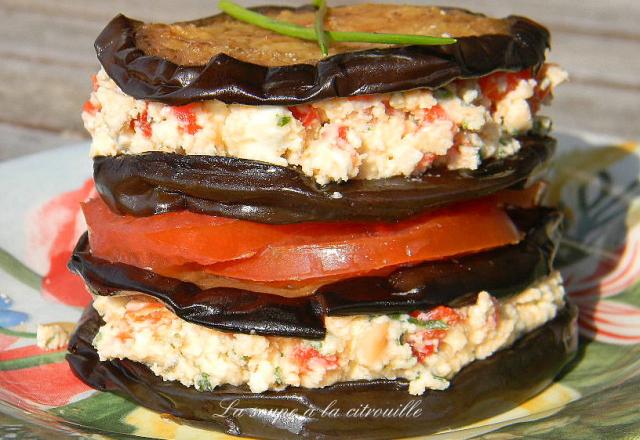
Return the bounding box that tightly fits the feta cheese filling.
[92,271,565,395]
[36,322,74,350]
[83,65,567,184]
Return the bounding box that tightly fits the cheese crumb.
[36,323,74,350]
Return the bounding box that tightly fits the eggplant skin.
[94,135,554,224]
[66,303,578,439]
[68,208,561,339]
[94,7,549,106]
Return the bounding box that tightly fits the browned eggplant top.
[94,136,554,224]
[137,5,511,67]
[95,5,549,105]
[69,208,561,339]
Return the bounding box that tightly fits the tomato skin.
[423,104,448,123]
[173,103,202,135]
[132,109,152,137]
[410,305,461,325]
[338,126,348,141]
[479,69,532,103]
[407,329,448,362]
[289,105,320,127]
[91,74,99,92]
[293,345,339,371]
[82,100,99,115]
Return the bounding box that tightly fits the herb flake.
[277,115,291,127]
[407,318,448,329]
[196,373,214,392]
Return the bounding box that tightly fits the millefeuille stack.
[66,4,577,438]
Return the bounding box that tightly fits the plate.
[0,131,638,439]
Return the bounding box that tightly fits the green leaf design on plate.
[0,327,36,338]
[0,352,66,371]
[547,144,633,207]
[560,339,640,392]
[0,246,42,291]
[50,392,138,435]
[617,280,640,308]
[481,374,640,439]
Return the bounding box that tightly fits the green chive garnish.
[312,0,330,56]
[218,0,457,54]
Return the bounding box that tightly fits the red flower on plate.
[30,179,95,307]
[564,226,640,344]
[0,345,92,408]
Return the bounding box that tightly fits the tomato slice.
[202,200,520,281]
[85,189,528,283]
[84,198,294,267]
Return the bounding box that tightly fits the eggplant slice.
[67,303,577,439]
[94,135,553,224]
[69,208,561,339]
[95,5,549,105]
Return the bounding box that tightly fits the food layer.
[96,8,551,106]
[68,302,578,439]
[69,207,561,338]
[84,66,565,184]
[91,272,564,396]
[93,136,554,223]
[137,5,511,67]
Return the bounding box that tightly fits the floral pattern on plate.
[0,132,638,439]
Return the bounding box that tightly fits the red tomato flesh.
[85,191,527,283]
[479,69,532,103]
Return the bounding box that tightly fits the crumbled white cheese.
[83,65,567,184]
[494,79,536,134]
[92,272,565,395]
[36,323,74,350]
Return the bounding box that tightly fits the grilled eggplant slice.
[95,5,549,105]
[67,302,578,439]
[94,135,553,224]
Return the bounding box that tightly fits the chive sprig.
[312,0,330,56]
[218,0,457,56]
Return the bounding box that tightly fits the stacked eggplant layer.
[69,304,577,439]
[66,4,577,438]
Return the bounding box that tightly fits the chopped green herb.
[309,341,323,350]
[196,373,214,392]
[274,366,283,385]
[531,116,552,136]
[433,374,448,381]
[433,88,454,100]
[388,313,405,320]
[242,355,250,362]
[277,115,291,126]
[407,318,448,330]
